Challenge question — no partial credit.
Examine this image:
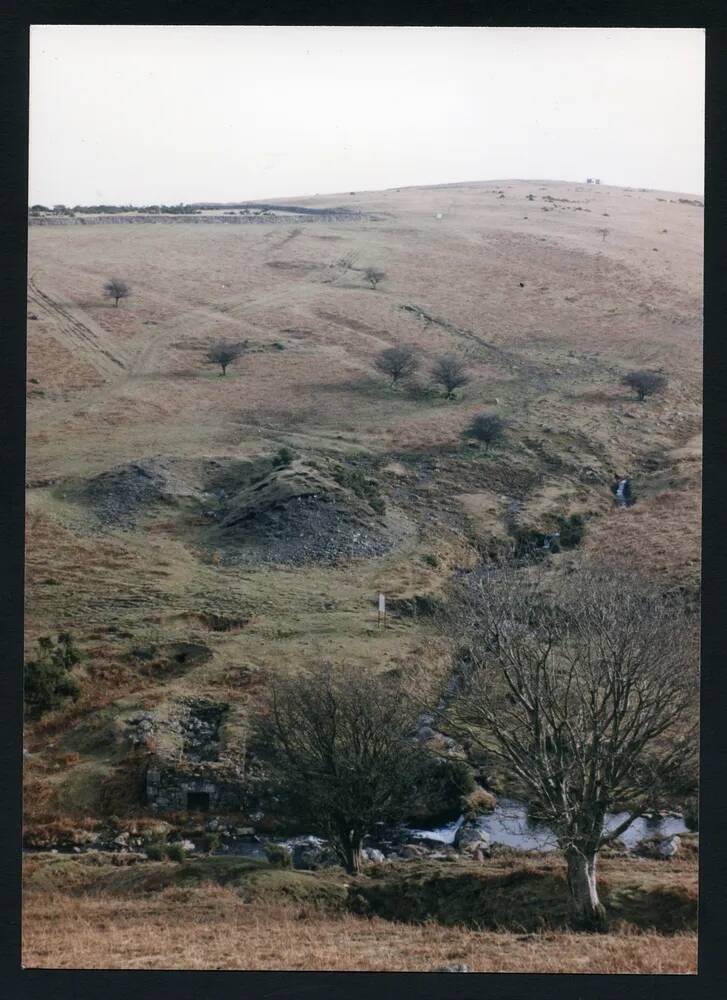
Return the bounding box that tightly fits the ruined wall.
[139,696,248,813]
[145,763,245,812]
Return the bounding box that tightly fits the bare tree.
[364,268,386,290]
[257,663,428,874]
[597,227,610,243]
[430,355,471,399]
[623,370,668,401]
[465,413,506,451]
[103,278,130,307]
[205,341,245,376]
[438,562,698,929]
[374,345,419,387]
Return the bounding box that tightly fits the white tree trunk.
[565,847,607,930]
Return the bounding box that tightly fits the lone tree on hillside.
[364,267,386,290]
[430,354,471,399]
[205,341,246,376]
[623,370,668,401]
[465,413,506,451]
[438,563,698,930]
[374,344,419,387]
[103,278,131,307]
[257,663,428,874]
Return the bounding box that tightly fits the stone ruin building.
[131,697,247,813]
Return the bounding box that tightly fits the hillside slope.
[25,178,702,819]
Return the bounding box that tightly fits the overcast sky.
[29,26,705,205]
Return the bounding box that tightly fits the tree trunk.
[565,847,607,930]
[340,834,363,875]
[114,298,119,307]
[220,364,227,376]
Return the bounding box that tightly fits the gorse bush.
[264,843,293,868]
[24,633,81,719]
[273,446,295,468]
[165,842,186,863]
[332,464,386,515]
[412,757,477,823]
[200,832,221,854]
[555,514,585,549]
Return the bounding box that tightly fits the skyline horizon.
[30,174,704,208]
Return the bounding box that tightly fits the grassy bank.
[23,848,697,972]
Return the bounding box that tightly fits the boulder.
[454,820,491,857]
[400,844,429,859]
[290,837,336,870]
[638,834,681,859]
[435,964,472,973]
[362,847,385,864]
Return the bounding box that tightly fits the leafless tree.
[374,344,419,387]
[465,413,506,451]
[438,561,698,929]
[205,341,246,376]
[257,663,428,874]
[103,278,130,307]
[623,370,668,401]
[364,268,386,290]
[430,354,471,399]
[597,227,610,243]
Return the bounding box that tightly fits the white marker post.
[378,592,386,630]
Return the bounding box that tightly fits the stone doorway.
[187,791,211,812]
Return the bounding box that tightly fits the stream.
[25,798,688,860]
[407,797,689,853]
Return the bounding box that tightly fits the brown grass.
[22,884,696,972]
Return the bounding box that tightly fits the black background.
[1,5,724,998]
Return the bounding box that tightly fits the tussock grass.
[22,884,697,972]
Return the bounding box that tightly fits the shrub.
[412,757,476,823]
[103,278,130,307]
[165,842,186,862]
[461,786,497,819]
[200,832,221,853]
[332,464,386,515]
[205,341,246,376]
[373,345,419,387]
[24,633,81,719]
[144,842,165,861]
[555,513,585,549]
[623,370,668,401]
[423,554,439,568]
[465,413,506,450]
[264,842,293,868]
[513,529,549,560]
[430,355,470,399]
[273,446,295,468]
